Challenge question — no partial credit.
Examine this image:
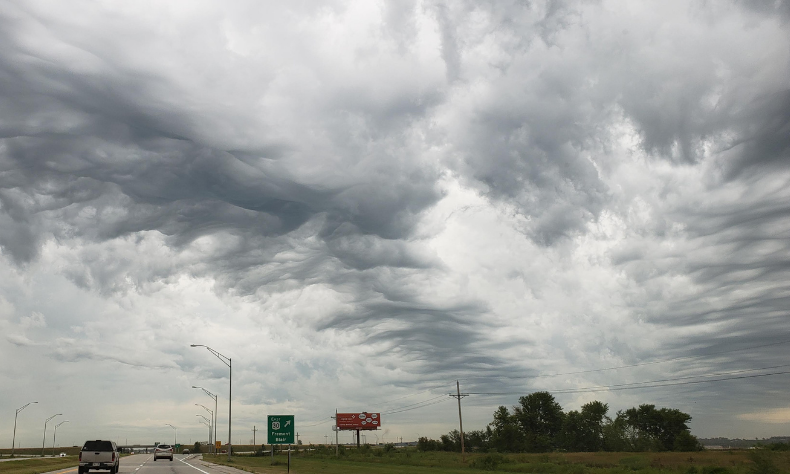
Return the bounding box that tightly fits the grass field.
[203,448,790,474]
[0,457,76,474]
[0,447,82,457]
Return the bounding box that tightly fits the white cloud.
[1,0,789,445]
[738,408,790,424]
[20,311,46,329]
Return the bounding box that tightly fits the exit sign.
[268,415,294,445]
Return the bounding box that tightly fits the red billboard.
[336,412,381,430]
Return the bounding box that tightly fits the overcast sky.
[2,0,790,449]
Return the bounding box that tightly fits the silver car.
[153,444,173,461]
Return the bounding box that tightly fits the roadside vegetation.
[425,392,703,454]
[204,447,789,474]
[0,457,76,474]
[198,390,788,473]
[0,448,81,457]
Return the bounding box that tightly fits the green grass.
[200,448,790,474]
[0,458,76,474]
[0,448,81,457]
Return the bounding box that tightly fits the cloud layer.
[1,0,789,446]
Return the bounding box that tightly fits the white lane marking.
[178,458,211,474]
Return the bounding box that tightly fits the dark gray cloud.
[2,0,790,443]
[0,6,442,270]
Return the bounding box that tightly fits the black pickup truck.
[78,440,119,474]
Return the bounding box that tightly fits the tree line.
[419,391,703,453]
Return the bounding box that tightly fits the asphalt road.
[41,454,246,474]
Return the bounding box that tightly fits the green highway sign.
[268,415,294,445]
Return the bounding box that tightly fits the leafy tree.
[673,430,703,451]
[558,401,608,451]
[465,429,491,452]
[605,404,695,452]
[440,430,461,452]
[489,406,524,452]
[513,391,565,452]
[559,410,586,451]
[580,401,609,451]
[417,436,441,451]
[602,411,630,452]
[656,407,693,451]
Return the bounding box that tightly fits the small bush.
[619,456,650,470]
[749,451,781,474]
[471,453,510,471]
[701,467,732,474]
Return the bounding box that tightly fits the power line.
[299,418,333,428]
[382,394,449,414]
[292,339,790,435]
[383,397,453,415]
[467,369,790,396]
[379,383,454,407]
[463,338,790,381]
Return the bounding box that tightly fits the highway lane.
[41,454,247,474]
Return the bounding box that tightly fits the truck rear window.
[82,441,114,451]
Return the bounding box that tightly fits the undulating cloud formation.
[1,0,789,447]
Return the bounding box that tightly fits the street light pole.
[198,420,211,451]
[12,401,37,457]
[53,421,69,456]
[191,345,231,461]
[192,387,218,455]
[195,405,213,451]
[196,415,211,451]
[166,424,177,447]
[42,414,62,457]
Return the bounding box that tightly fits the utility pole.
[333,410,338,457]
[450,380,468,462]
[252,426,257,445]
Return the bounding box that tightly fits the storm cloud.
[1,0,789,446]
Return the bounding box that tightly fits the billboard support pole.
[356,429,360,448]
[335,410,339,458]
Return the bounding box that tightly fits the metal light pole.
[53,421,69,456]
[166,424,177,447]
[191,345,231,461]
[196,415,211,450]
[195,405,213,450]
[192,387,218,455]
[12,401,37,457]
[42,414,61,457]
[198,419,211,451]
